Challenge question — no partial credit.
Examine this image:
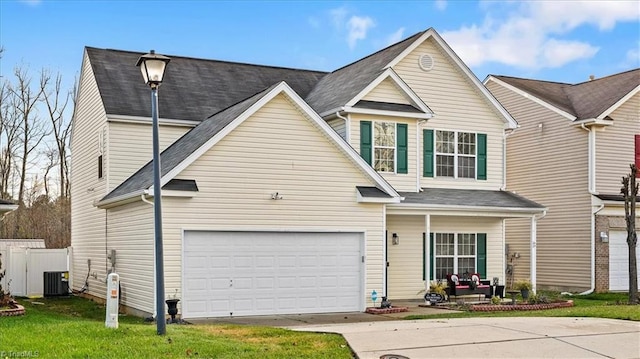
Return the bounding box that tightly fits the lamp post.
[136,50,170,335]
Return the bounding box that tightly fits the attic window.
[419,54,434,71]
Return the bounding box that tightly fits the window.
[360,121,407,174]
[434,233,476,280]
[374,122,395,172]
[435,130,476,178]
[97,155,103,179]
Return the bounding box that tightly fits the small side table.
[506,290,519,305]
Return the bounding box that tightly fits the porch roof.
[397,188,545,211]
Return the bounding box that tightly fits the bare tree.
[41,71,72,198]
[0,82,20,198]
[9,66,48,205]
[621,164,638,304]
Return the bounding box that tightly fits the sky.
[0,0,639,98]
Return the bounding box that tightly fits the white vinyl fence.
[0,247,70,297]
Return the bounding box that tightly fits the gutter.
[580,203,605,296]
[95,189,146,209]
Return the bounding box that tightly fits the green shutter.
[477,233,487,279]
[422,233,426,280]
[429,233,435,280]
[360,121,372,164]
[397,124,408,174]
[477,133,487,180]
[423,129,434,177]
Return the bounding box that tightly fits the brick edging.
[0,303,25,317]
[365,306,409,314]
[470,300,574,312]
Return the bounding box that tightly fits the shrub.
[514,279,532,291]
[491,296,502,305]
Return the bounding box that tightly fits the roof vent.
[418,54,434,71]
[589,74,595,81]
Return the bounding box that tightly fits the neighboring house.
[485,69,640,292]
[0,199,17,216]
[71,28,544,319]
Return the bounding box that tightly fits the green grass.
[0,297,352,359]
[404,292,640,321]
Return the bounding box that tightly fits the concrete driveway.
[292,317,640,359]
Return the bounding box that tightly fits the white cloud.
[434,0,447,11]
[330,6,349,30]
[623,42,640,68]
[347,16,375,49]
[386,27,405,46]
[441,1,638,70]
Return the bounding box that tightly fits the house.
[70,28,545,319]
[485,69,640,292]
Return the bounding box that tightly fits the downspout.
[580,123,598,295]
[580,203,605,295]
[141,192,154,206]
[501,129,514,190]
[530,210,547,295]
[335,111,349,142]
[416,122,421,192]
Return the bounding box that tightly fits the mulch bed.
[365,306,409,314]
[470,300,574,312]
[0,303,25,317]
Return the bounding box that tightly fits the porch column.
[425,214,431,284]
[530,215,537,294]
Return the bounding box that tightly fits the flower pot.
[165,298,180,323]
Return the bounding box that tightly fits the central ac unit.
[44,271,69,297]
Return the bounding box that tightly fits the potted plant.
[514,279,532,300]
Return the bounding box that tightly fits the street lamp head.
[136,50,170,88]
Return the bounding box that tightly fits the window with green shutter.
[360,121,372,164]
[423,129,434,177]
[397,124,408,174]
[430,232,486,280]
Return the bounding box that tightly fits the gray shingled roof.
[399,188,545,209]
[357,186,393,198]
[494,68,639,120]
[87,47,326,121]
[0,199,15,205]
[101,84,276,202]
[595,194,640,202]
[305,31,425,114]
[354,100,423,113]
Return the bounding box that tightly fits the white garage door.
[609,230,640,291]
[182,231,363,318]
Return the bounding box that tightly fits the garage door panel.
[183,231,363,318]
[609,231,640,291]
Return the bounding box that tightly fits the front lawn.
[0,297,352,359]
[405,292,640,321]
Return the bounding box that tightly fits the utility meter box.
[105,272,119,328]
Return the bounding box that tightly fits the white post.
[530,215,537,294]
[425,214,431,284]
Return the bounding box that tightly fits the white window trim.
[434,129,477,179]
[434,232,477,278]
[372,121,397,174]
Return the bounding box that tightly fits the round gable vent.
[419,54,434,71]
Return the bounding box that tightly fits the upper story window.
[424,129,486,180]
[374,122,396,173]
[435,130,476,178]
[360,121,408,174]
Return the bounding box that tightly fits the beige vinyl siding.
[70,52,110,298]
[105,201,154,314]
[386,215,503,299]
[596,93,640,194]
[362,78,411,104]
[393,38,504,190]
[160,94,385,308]
[350,114,417,192]
[487,80,592,290]
[108,121,190,191]
[326,117,347,140]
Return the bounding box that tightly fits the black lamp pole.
[136,50,170,335]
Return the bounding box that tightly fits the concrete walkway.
[292,317,640,359]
